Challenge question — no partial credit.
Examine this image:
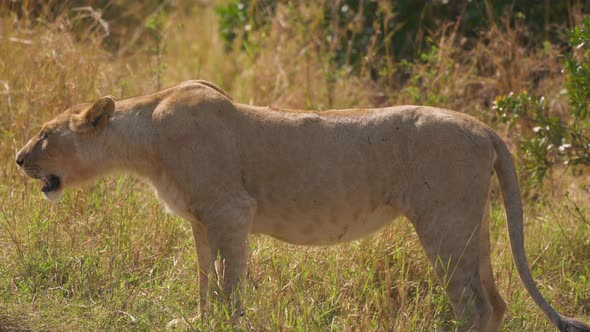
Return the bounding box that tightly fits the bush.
[215,0,583,76]
[493,17,590,185]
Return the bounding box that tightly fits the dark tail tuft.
[559,316,590,332]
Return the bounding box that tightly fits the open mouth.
[41,175,61,193]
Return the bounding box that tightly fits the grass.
[1,2,589,331]
[1,188,588,331]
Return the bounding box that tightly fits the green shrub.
[216,0,278,52]
[566,16,590,122]
[493,17,590,185]
[215,0,583,75]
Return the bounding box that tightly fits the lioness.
[16,80,589,331]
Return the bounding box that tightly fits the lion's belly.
[252,204,399,245]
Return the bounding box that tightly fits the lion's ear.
[72,96,115,133]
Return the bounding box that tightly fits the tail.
[490,131,590,332]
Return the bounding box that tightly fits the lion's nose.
[15,152,24,167]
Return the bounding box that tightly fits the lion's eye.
[40,131,49,140]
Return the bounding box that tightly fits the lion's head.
[16,96,115,202]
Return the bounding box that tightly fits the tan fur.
[16,80,589,331]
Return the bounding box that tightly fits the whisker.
[23,167,44,179]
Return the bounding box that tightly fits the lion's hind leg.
[478,200,506,331]
[408,202,498,331]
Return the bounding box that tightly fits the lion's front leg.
[189,220,212,315]
[208,226,249,315]
[199,197,254,316]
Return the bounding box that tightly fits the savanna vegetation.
[1,1,589,331]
